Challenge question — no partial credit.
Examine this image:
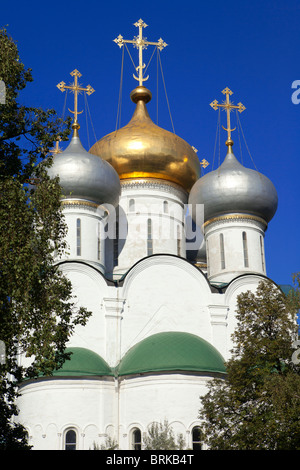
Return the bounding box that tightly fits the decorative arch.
[120,254,212,300]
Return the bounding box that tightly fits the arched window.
[192,426,202,450]
[242,231,249,267]
[129,199,135,212]
[65,429,77,450]
[163,200,168,213]
[220,233,225,269]
[76,219,81,256]
[131,428,142,450]
[147,218,153,256]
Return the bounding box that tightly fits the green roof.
[117,332,226,376]
[52,347,113,377]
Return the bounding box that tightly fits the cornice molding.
[203,213,268,230]
[121,178,188,202]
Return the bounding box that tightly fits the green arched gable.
[117,332,226,376]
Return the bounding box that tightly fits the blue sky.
[2,0,300,287]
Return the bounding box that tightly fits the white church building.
[16,21,279,451]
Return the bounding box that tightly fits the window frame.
[131,427,142,450]
[242,231,249,268]
[64,428,77,451]
[191,426,202,450]
[76,218,81,256]
[220,233,225,269]
[147,218,153,256]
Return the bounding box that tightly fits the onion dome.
[189,145,278,225]
[89,86,201,193]
[47,126,121,208]
[116,331,226,376]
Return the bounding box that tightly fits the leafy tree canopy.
[143,420,186,450]
[200,278,300,450]
[0,27,91,449]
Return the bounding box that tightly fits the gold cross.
[57,70,95,129]
[50,139,62,155]
[210,87,245,147]
[200,158,209,169]
[113,19,167,86]
[192,147,209,169]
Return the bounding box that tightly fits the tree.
[199,278,300,450]
[0,28,91,449]
[92,436,119,450]
[143,420,186,450]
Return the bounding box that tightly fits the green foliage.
[200,279,300,450]
[92,436,119,450]
[143,420,186,450]
[0,27,90,449]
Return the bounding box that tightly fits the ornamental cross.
[50,139,62,155]
[210,87,245,145]
[114,19,167,86]
[57,70,95,127]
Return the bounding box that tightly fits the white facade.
[16,173,275,450]
[15,58,278,449]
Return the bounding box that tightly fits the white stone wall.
[60,200,108,274]
[117,374,209,450]
[112,180,188,278]
[17,378,115,450]
[204,215,267,283]
[16,256,265,450]
[119,256,213,356]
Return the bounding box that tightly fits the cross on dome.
[113,19,167,86]
[57,69,95,133]
[210,87,246,149]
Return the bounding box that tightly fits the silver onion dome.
[189,149,278,225]
[47,132,121,208]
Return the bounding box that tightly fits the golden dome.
[89,86,201,192]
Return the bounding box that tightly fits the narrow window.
[192,426,202,450]
[65,429,77,450]
[220,233,225,269]
[177,225,181,256]
[129,199,135,212]
[147,218,153,256]
[206,239,210,276]
[76,219,81,256]
[242,231,249,267]
[163,200,168,213]
[260,236,265,271]
[97,222,101,261]
[132,428,142,450]
[113,220,119,267]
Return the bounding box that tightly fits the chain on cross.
[113,19,167,86]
